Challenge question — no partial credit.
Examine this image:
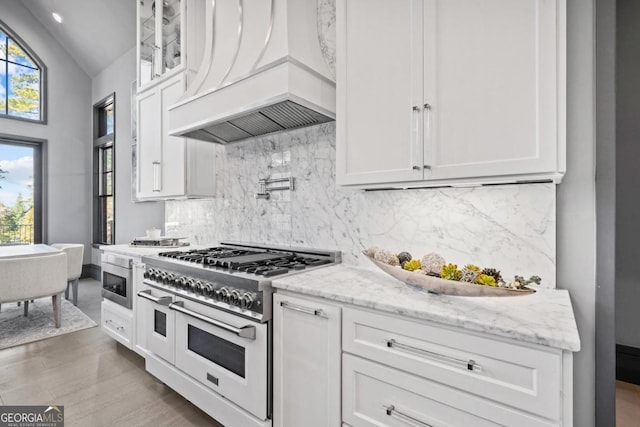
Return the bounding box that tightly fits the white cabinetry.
[101,299,133,348]
[273,291,574,427]
[336,0,566,188]
[273,293,341,427]
[342,307,570,427]
[136,74,216,200]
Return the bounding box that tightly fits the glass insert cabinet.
[138,0,183,88]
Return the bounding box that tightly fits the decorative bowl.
[363,252,535,297]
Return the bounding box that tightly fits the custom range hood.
[169,0,336,144]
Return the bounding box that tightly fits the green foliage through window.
[0,25,43,121]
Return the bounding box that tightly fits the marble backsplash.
[166,122,557,287]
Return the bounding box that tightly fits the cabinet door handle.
[412,106,422,173]
[280,301,328,318]
[152,161,161,192]
[423,102,432,172]
[384,405,433,427]
[386,338,482,373]
[152,45,162,78]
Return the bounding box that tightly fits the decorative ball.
[460,268,480,283]
[365,246,382,258]
[374,249,400,266]
[421,253,446,275]
[397,251,412,266]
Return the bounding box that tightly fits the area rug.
[0,298,97,350]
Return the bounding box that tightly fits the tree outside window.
[0,23,45,122]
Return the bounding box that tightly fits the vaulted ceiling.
[20,0,136,78]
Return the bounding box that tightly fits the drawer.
[343,354,556,427]
[101,300,133,348]
[343,307,562,421]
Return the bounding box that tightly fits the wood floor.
[617,380,640,427]
[0,280,223,427]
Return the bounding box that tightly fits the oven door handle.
[169,301,257,340]
[137,289,172,306]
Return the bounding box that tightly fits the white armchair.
[0,252,67,327]
[50,243,84,306]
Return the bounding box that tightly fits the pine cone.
[481,268,502,283]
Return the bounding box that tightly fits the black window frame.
[93,94,115,245]
[0,134,46,245]
[0,19,47,124]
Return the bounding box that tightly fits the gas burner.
[143,242,341,322]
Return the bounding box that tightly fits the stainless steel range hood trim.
[169,93,335,143]
[170,56,334,111]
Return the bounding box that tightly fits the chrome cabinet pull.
[412,105,422,173]
[152,161,161,192]
[386,338,482,373]
[169,301,256,340]
[385,405,433,427]
[279,301,328,318]
[137,289,172,306]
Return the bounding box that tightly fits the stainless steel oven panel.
[172,296,269,421]
[101,255,133,309]
[138,288,176,364]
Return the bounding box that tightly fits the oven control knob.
[240,293,255,310]
[143,269,151,279]
[194,281,204,295]
[202,282,214,297]
[218,287,230,303]
[186,278,196,291]
[164,273,175,285]
[178,276,189,289]
[229,290,241,306]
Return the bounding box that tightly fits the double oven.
[138,285,269,421]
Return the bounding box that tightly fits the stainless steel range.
[137,242,340,427]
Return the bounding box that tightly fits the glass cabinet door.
[138,0,182,87]
[161,0,181,74]
[139,0,157,86]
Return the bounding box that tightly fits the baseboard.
[616,344,640,385]
[81,264,101,281]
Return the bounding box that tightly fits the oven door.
[137,286,175,364]
[171,296,269,421]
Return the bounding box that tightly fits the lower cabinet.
[101,299,133,348]
[273,291,574,427]
[273,293,341,427]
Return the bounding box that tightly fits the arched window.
[0,20,46,123]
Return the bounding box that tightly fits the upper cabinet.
[136,74,216,200]
[136,0,213,201]
[137,0,205,90]
[336,0,566,188]
[138,0,182,87]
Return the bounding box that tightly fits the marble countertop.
[99,244,195,258]
[272,265,581,352]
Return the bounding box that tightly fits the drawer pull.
[280,301,328,318]
[384,404,433,427]
[386,338,482,373]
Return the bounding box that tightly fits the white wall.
[556,0,597,426]
[91,47,164,252]
[0,2,92,263]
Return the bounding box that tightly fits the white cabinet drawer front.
[343,308,561,421]
[343,354,556,427]
[101,302,133,347]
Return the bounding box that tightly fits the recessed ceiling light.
[52,12,63,23]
